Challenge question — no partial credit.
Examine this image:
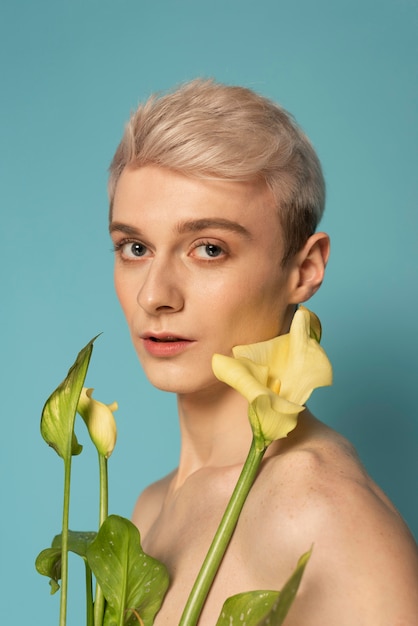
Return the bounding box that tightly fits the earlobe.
[288,232,330,303]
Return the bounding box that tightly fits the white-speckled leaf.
[216,548,312,626]
[216,590,279,625]
[87,515,169,626]
[256,548,311,625]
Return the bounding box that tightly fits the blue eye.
[193,243,225,259]
[114,240,149,259]
[204,244,223,257]
[128,242,147,257]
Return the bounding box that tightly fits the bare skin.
[133,409,418,625]
[111,165,418,624]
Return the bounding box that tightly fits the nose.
[136,257,184,315]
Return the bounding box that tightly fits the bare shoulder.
[242,414,418,624]
[131,470,175,537]
[256,414,414,532]
[254,415,418,556]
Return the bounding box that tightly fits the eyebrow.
[109,218,252,239]
[109,222,142,236]
[176,218,252,239]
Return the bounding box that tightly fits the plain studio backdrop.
[1,1,417,623]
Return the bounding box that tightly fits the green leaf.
[216,590,279,625]
[87,515,169,626]
[40,337,98,458]
[215,548,312,626]
[257,548,311,625]
[35,547,62,594]
[51,529,98,557]
[35,530,97,593]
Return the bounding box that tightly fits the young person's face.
[110,165,296,396]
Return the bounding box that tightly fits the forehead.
[112,164,278,226]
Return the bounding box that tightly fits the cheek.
[228,277,287,338]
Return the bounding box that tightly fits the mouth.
[140,333,194,357]
[150,337,183,343]
[142,334,192,343]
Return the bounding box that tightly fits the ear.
[287,232,330,304]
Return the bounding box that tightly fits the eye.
[192,242,226,259]
[128,242,148,257]
[114,240,150,259]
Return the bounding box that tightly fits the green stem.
[178,437,267,626]
[98,454,108,526]
[94,454,108,626]
[59,457,72,626]
[85,562,94,626]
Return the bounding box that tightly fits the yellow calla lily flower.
[212,307,332,447]
[77,388,118,458]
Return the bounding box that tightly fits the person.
[108,79,418,625]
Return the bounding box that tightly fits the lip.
[140,333,195,357]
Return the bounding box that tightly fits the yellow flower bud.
[77,388,118,458]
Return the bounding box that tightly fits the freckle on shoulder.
[265,416,365,484]
[259,414,406,537]
[257,415,388,528]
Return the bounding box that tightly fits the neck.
[174,383,253,486]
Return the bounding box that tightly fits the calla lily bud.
[77,388,118,458]
[212,307,332,448]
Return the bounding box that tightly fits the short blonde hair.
[108,79,325,263]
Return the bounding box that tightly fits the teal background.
[1,0,417,623]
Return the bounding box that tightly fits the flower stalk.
[85,562,94,626]
[93,453,109,626]
[59,458,72,626]
[179,437,267,625]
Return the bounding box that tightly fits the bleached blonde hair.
[108,79,325,264]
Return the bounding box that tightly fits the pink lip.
[141,334,195,357]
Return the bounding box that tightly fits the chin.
[143,367,221,398]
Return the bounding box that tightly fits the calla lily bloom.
[77,388,118,458]
[212,307,332,447]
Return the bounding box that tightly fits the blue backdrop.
[1,1,417,623]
